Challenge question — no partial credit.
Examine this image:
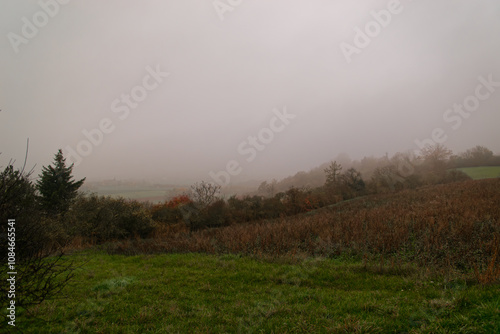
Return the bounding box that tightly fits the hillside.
[16,179,500,333]
[5,180,500,333]
[255,146,500,195]
[109,179,500,275]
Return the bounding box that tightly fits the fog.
[1,0,499,185]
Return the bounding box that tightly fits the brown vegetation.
[104,179,500,282]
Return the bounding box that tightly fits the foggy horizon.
[2,0,500,185]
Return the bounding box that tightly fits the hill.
[109,179,500,276]
[7,180,500,332]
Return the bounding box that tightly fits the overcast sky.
[1,0,499,184]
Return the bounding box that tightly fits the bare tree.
[461,145,494,166]
[419,144,453,172]
[190,181,221,207]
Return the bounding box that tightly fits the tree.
[324,161,342,187]
[461,145,494,166]
[370,165,404,191]
[419,144,453,172]
[1,152,76,310]
[190,181,221,207]
[257,179,277,197]
[341,168,365,193]
[36,149,85,215]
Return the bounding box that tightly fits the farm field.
[85,185,174,203]
[456,166,500,180]
[12,252,500,333]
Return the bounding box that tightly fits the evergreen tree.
[324,161,342,187]
[36,149,85,215]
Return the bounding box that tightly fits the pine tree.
[324,161,342,187]
[36,149,85,215]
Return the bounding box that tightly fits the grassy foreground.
[456,166,500,180]
[9,251,500,333]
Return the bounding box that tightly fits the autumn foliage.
[151,195,192,224]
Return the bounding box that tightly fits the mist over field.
[3,3,500,332]
[1,0,499,185]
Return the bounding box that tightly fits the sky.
[1,0,499,185]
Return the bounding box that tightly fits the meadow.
[456,166,500,180]
[13,252,500,333]
[93,186,168,202]
[3,179,500,332]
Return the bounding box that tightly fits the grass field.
[9,252,500,333]
[456,166,500,180]
[96,188,167,199]
[86,186,171,203]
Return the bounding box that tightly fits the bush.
[151,195,191,224]
[261,196,287,218]
[283,187,320,215]
[181,200,229,231]
[339,168,366,199]
[443,169,472,183]
[66,195,155,242]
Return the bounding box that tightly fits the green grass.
[456,166,500,180]
[8,251,499,333]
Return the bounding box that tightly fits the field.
[456,166,500,180]
[86,185,174,203]
[13,252,500,333]
[5,179,500,332]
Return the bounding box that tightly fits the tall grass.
[104,179,500,281]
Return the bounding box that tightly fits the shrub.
[151,195,192,224]
[182,199,229,231]
[283,187,319,215]
[443,169,471,183]
[339,168,366,199]
[261,196,287,218]
[66,195,155,242]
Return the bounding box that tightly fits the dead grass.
[101,179,500,282]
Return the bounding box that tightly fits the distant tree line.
[256,144,498,195]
